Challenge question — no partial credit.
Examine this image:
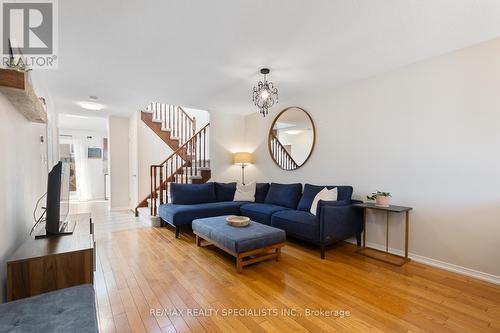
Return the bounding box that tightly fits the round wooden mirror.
[268,107,315,170]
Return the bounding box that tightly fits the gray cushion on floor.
[0,284,98,333]
[193,216,286,254]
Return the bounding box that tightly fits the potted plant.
[367,191,391,207]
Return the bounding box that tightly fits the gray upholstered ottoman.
[192,215,286,272]
[0,284,98,333]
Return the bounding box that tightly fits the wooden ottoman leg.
[196,235,201,247]
[276,247,281,261]
[236,256,243,273]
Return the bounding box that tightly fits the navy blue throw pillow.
[214,182,236,202]
[255,183,270,203]
[170,182,216,204]
[297,184,353,211]
[264,183,302,209]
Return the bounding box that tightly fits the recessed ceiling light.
[65,114,89,119]
[77,101,104,111]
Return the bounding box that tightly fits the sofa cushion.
[297,184,353,211]
[192,216,286,253]
[310,187,337,215]
[233,182,256,202]
[255,183,270,203]
[215,182,236,202]
[271,210,319,242]
[159,201,246,226]
[170,182,216,204]
[264,183,303,209]
[240,203,290,225]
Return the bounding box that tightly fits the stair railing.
[149,123,210,216]
[270,134,298,170]
[145,103,196,146]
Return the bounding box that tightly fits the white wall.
[243,38,500,281]
[0,94,48,301]
[183,107,210,131]
[129,111,174,208]
[108,116,130,210]
[129,112,138,209]
[209,111,248,183]
[277,129,314,165]
[59,129,106,200]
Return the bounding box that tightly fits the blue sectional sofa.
[158,182,363,258]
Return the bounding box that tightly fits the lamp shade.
[233,152,254,164]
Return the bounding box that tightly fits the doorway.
[58,114,109,202]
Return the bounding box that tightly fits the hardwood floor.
[81,202,500,332]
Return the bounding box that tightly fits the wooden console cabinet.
[6,214,95,301]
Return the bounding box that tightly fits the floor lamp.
[233,152,254,185]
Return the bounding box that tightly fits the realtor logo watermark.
[1,0,58,69]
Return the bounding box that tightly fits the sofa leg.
[320,245,326,259]
[175,226,180,239]
[356,232,362,247]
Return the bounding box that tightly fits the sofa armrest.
[318,200,363,244]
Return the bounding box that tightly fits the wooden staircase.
[135,103,211,217]
[141,102,196,150]
[270,134,298,170]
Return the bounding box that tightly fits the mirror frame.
[268,106,316,171]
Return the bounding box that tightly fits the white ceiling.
[32,0,500,117]
[58,114,107,133]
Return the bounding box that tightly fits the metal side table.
[353,203,413,266]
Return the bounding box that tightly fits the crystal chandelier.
[252,68,278,117]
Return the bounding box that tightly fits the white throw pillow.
[233,182,256,202]
[310,187,338,215]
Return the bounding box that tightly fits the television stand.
[34,219,77,239]
[7,213,95,301]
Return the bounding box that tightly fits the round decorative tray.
[226,215,250,227]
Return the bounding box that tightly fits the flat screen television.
[38,161,74,237]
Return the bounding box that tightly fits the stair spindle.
[153,167,157,215]
[180,112,183,145]
[182,112,185,145]
[164,104,167,128]
[173,106,176,138]
[150,166,154,216]
[190,140,193,177]
[167,105,171,129]
[176,107,179,140]
[194,135,198,176]
[159,165,164,205]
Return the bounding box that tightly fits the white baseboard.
[347,239,500,285]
